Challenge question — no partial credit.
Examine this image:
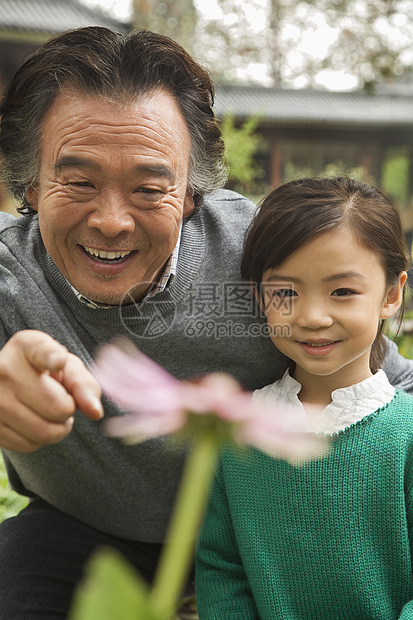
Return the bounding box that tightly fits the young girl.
[195,176,413,619]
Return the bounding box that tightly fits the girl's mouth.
[298,340,340,355]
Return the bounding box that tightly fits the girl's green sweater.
[196,389,413,619]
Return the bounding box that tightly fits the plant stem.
[151,432,219,619]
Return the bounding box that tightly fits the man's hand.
[0,330,103,453]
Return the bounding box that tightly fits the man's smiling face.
[28,87,194,305]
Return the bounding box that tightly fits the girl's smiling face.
[261,225,406,400]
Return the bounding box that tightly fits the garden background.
[0,3,412,619]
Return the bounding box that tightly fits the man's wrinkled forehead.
[39,86,191,158]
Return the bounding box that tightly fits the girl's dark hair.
[241,176,410,374]
[0,26,227,215]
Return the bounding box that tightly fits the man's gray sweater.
[0,189,412,542]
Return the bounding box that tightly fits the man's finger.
[59,353,104,421]
[12,330,69,374]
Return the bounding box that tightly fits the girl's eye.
[272,288,297,299]
[332,288,356,297]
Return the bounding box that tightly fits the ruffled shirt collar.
[253,369,395,434]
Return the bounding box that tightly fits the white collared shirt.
[253,369,395,435]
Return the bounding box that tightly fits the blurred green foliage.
[396,333,413,360]
[221,113,264,196]
[284,159,374,185]
[0,454,28,523]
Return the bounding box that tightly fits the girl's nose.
[296,300,334,330]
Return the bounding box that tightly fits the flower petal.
[181,374,252,419]
[106,410,187,443]
[238,402,326,463]
[95,343,182,414]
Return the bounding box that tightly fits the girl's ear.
[380,271,408,320]
[250,280,265,313]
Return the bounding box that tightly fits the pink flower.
[94,342,186,442]
[95,341,324,462]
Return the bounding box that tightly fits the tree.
[132,0,197,54]
[192,0,413,90]
[270,0,413,90]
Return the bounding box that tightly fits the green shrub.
[0,455,28,523]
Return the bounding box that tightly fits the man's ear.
[26,185,39,212]
[183,190,194,219]
[380,271,408,320]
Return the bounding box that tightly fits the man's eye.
[68,181,94,188]
[134,186,164,195]
[133,187,164,204]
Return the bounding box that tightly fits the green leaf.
[69,546,162,620]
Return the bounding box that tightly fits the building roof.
[214,82,413,129]
[0,0,128,38]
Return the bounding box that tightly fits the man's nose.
[87,192,135,237]
[296,299,334,329]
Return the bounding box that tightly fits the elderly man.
[0,26,411,618]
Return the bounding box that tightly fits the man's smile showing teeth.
[83,246,133,261]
